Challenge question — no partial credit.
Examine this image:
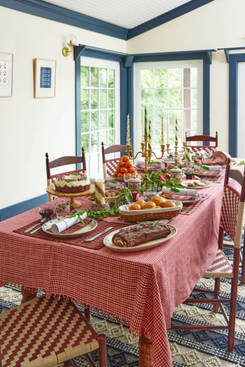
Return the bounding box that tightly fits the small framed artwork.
[34,58,56,98]
[0,52,13,98]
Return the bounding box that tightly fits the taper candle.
[127,114,130,145]
[167,114,169,144]
[145,106,148,136]
[95,179,106,205]
[175,118,178,142]
[142,108,145,142]
[161,116,164,145]
[183,111,186,143]
[148,120,152,150]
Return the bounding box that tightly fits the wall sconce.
[62,34,77,57]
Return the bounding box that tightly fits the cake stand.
[46,184,95,208]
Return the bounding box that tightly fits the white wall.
[127,0,245,153]
[0,6,126,209]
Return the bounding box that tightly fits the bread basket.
[118,201,182,222]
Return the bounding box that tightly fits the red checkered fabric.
[0,163,243,367]
[204,249,233,278]
[105,158,121,177]
[187,146,217,155]
[0,296,99,367]
[220,185,240,242]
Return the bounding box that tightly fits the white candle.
[183,111,186,143]
[167,114,169,144]
[142,108,145,143]
[161,116,164,145]
[95,179,106,205]
[127,114,130,145]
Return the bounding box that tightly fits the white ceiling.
[42,0,192,29]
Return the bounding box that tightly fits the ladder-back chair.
[46,148,87,201]
[185,131,218,155]
[0,295,107,367]
[101,142,130,180]
[170,159,245,351]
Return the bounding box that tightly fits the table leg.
[21,288,37,304]
[139,333,152,367]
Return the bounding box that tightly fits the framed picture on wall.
[34,58,56,98]
[0,52,13,98]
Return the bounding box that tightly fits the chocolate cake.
[112,221,171,248]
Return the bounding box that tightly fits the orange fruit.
[122,156,130,162]
[119,161,125,167]
[126,162,132,168]
[121,167,128,174]
[128,167,135,173]
[114,171,118,176]
[118,173,123,178]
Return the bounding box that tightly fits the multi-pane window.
[134,60,203,153]
[80,57,120,175]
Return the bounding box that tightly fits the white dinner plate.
[181,180,212,189]
[164,194,204,205]
[103,224,177,252]
[42,218,98,239]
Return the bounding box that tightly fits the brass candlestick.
[127,136,165,173]
[166,144,170,155]
[174,139,179,166]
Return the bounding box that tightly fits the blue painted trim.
[228,53,245,157]
[0,0,128,40]
[224,49,230,63]
[76,47,125,62]
[127,0,214,39]
[75,57,81,162]
[74,45,86,61]
[133,50,213,64]
[124,55,134,68]
[0,194,48,222]
[127,66,134,154]
[203,61,210,143]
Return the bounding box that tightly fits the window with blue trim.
[134,60,203,154]
[80,57,120,175]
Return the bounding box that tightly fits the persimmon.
[128,167,135,173]
[121,167,128,174]
[114,171,118,176]
[122,155,130,162]
[118,173,123,177]
[119,161,125,167]
[126,162,132,168]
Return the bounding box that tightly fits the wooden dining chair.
[101,142,130,179]
[222,161,245,284]
[170,162,245,351]
[0,295,107,367]
[46,148,87,201]
[185,131,218,154]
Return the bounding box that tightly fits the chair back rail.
[101,142,130,180]
[185,131,218,146]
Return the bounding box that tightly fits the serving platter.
[42,217,98,239]
[103,224,177,252]
[181,180,212,189]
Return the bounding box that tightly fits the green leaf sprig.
[66,210,87,225]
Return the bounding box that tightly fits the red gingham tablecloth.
[0,167,242,367]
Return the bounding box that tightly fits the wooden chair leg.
[228,248,240,351]
[21,288,37,304]
[84,305,90,322]
[241,230,245,284]
[64,361,71,367]
[213,278,220,313]
[98,334,107,367]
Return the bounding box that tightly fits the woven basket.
[120,209,181,222]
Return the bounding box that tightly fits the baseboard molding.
[0,193,48,222]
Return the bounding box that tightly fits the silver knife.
[24,218,47,233]
[84,227,113,242]
[30,224,45,235]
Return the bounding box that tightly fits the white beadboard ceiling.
[42,0,192,29]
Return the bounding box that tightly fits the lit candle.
[148,120,152,150]
[145,106,148,136]
[183,111,186,143]
[127,114,130,145]
[175,118,178,142]
[95,179,106,205]
[142,108,145,142]
[167,114,169,144]
[161,116,164,145]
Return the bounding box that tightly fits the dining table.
[0,165,242,367]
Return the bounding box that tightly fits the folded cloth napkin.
[162,187,198,197]
[194,165,222,171]
[51,212,87,233]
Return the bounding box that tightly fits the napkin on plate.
[162,187,198,196]
[194,165,222,171]
[51,212,87,233]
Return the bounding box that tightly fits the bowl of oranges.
[113,155,138,180]
[118,195,182,222]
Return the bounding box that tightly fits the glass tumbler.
[54,197,71,219]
